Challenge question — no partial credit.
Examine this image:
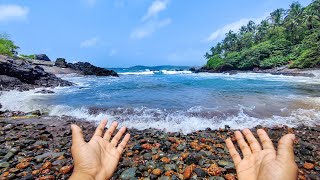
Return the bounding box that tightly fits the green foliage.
[205,0,320,70]
[206,55,224,69]
[0,34,19,56]
[19,54,36,59]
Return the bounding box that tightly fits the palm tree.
[269,8,286,26]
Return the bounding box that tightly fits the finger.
[235,131,252,157]
[225,138,241,166]
[117,133,130,153]
[93,120,107,137]
[103,121,118,141]
[71,124,85,146]
[111,126,126,146]
[243,128,261,153]
[257,129,275,151]
[276,134,295,161]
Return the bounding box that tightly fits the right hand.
[225,128,298,180]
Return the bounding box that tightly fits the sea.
[1,65,320,134]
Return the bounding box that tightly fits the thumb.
[276,134,295,162]
[71,124,85,146]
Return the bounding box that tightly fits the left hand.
[69,120,130,180]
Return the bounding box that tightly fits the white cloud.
[0,5,29,22]
[142,0,168,21]
[130,0,171,40]
[84,0,97,7]
[205,15,268,42]
[80,37,99,48]
[130,18,171,39]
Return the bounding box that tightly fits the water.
[1,66,320,133]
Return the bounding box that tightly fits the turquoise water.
[1,66,320,133]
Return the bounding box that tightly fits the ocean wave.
[160,70,192,75]
[1,89,320,134]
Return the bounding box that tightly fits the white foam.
[119,71,155,75]
[1,90,319,134]
[161,70,192,75]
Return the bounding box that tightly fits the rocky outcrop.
[0,56,73,91]
[54,58,67,68]
[35,54,51,61]
[67,62,118,77]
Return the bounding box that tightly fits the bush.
[0,34,19,56]
[260,56,289,69]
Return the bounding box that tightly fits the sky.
[0,0,312,67]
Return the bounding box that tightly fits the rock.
[164,164,178,172]
[0,148,7,156]
[35,89,55,94]
[176,143,187,151]
[152,169,162,176]
[143,153,152,160]
[209,177,225,180]
[42,161,52,169]
[185,153,199,165]
[158,176,170,180]
[35,54,51,61]
[303,163,315,170]
[218,160,233,167]
[67,62,119,77]
[59,165,73,174]
[194,168,206,177]
[3,151,14,161]
[16,162,30,169]
[0,161,10,168]
[183,165,195,179]
[132,144,142,151]
[55,58,67,68]
[0,57,73,91]
[120,167,137,180]
[39,175,55,180]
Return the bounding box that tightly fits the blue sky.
[0,0,312,67]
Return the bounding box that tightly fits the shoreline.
[0,116,319,179]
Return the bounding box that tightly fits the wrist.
[70,172,95,180]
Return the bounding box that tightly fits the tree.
[0,34,19,56]
[269,8,286,26]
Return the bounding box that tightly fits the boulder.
[67,62,118,77]
[35,54,51,61]
[55,58,67,68]
[0,57,73,91]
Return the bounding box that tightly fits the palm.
[70,120,130,180]
[225,129,298,180]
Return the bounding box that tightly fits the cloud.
[83,0,97,7]
[142,0,169,21]
[0,4,29,22]
[130,0,171,40]
[130,18,171,39]
[80,37,99,48]
[205,15,268,42]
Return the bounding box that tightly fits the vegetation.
[204,0,320,70]
[19,54,36,60]
[0,34,19,57]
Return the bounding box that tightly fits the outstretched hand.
[69,120,130,180]
[225,128,298,180]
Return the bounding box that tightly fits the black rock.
[35,89,55,94]
[67,62,118,77]
[194,168,207,177]
[35,54,51,61]
[55,58,67,68]
[0,57,73,91]
[185,153,200,165]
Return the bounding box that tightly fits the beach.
[0,115,319,179]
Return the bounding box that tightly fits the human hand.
[69,120,130,180]
[225,128,298,180]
